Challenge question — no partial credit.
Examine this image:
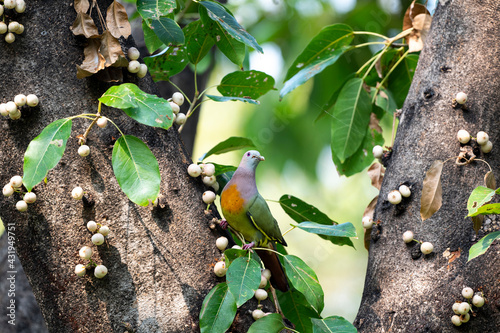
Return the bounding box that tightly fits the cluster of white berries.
[457,129,492,153]
[187,162,218,205]
[75,220,111,278]
[0,94,39,120]
[387,184,411,205]
[170,92,186,126]
[402,230,434,255]
[251,269,273,320]
[77,116,108,157]
[451,287,485,326]
[126,47,148,78]
[3,175,36,212]
[0,0,26,44]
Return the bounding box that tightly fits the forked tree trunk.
[355,1,500,332]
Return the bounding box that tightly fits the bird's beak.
[258,155,265,161]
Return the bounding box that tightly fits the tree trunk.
[355,1,500,332]
[0,1,227,332]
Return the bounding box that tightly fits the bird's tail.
[256,243,289,292]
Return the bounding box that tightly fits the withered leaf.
[472,215,484,235]
[403,1,430,31]
[74,0,90,13]
[106,1,131,39]
[100,30,125,67]
[76,39,106,79]
[484,171,496,190]
[367,162,384,190]
[403,1,432,53]
[369,112,383,133]
[420,160,443,221]
[363,196,378,251]
[70,12,99,38]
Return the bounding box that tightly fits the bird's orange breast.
[221,184,245,215]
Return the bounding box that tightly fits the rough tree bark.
[355,1,500,332]
[0,1,267,332]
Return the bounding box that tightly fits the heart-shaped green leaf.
[199,283,237,333]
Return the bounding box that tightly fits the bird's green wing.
[247,195,287,246]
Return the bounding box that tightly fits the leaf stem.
[371,49,410,104]
[353,31,388,40]
[474,159,493,172]
[168,80,191,105]
[253,247,285,258]
[282,226,296,237]
[79,102,103,144]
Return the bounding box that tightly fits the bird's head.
[240,150,265,170]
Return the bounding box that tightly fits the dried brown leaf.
[403,1,432,53]
[363,196,378,251]
[403,1,430,31]
[76,39,106,79]
[484,171,496,190]
[367,163,384,190]
[472,215,484,235]
[70,12,99,38]
[369,113,383,133]
[420,160,443,221]
[74,0,90,13]
[100,31,125,67]
[106,1,131,39]
[364,228,371,251]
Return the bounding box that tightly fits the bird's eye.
[247,152,250,156]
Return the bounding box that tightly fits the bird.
[220,150,289,292]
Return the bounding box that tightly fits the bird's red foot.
[219,219,228,229]
[242,242,255,250]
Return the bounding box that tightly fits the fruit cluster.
[187,162,218,204]
[170,92,186,126]
[75,220,111,279]
[126,47,148,78]
[402,230,434,255]
[457,129,492,153]
[0,94,39,120]
[2,175,36,211]
[451,287,485,326]
[0,0,25,43]
[387,184,411,205]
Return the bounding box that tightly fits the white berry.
[252,309,265,320]
[128,47,140,60]
[472,294,485,307]
[402,230,414,243]
[14,94,26,107]
[203,191,216,204]
[4,0,15,9]
[387,190,402,204]
[362,216,373,229]
[10,175,23,188]
[91,233,105,246]
[23,192,36,204]
[232,245,242,250]
[98,225,110,237]
[451,315,462,326]
[8,21,20,33]
[458,302,470,315]
[211,182,220,192]
[214,261,227,277]
[461,313,470,323]
[9,109,21,120]
[0,22,6,34]
[75,264,86,277]
[372,145,383,159]
[203,163,215,177]
[87,221,98,232]
[462,287,474,299]
[137,64,148,78]
[420,242,434,255]
[202,175,216,186]
[0,104,8,116]
[175,113,186,125]
[6,101,18,115]
[127,60,141,73]
[187,164,202,177]
[452,302,461,315]
[26,94,39,107]
[457,129,470,144]
[96,117,108,128]
[216,236,228,251]
[476,131,489,145]
[259,275,268,288]
[15,24,24,34]
[78,145,90,157]
[79,246,92,260]
[3,184,14,197]
[94,265,108,278]
[172,92,185,106]
[254,289,268,301]
[262,269,271,280]
[169,101,180,114]
[455,92,467,105]
[16,200,28,212]
[399,185,411,197]
[15,0,25,13]
[481,140,493,153]
[71,186,84,200]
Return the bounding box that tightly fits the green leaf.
[226,256,261,307]
[99,83,174,130]
[143,46,189,81]
[279,195,354,247]
[217,70,275,99]
[23,119,72,192]
[137,0,176,20]
[311,316,357,333]
[277,288,320,333]
[224,248,248,266]
[387,54,418,108]
[468,231,500,261]
[112,135,160,206]
[149,17,184,46]
[331,128,383,177]
[199,283,237,333]
[207,162,237,176]
[283,255,324,314]
[200,136,256,161]
[142,19,164,53]
[184,20,215,64]
[467,186,496,217]
[373,88,398,114]
[199,1,263,53]
[331,78,372,162]
[294,222,356,238]
[199,4,245,66]
[469,203,500,217]
[206,94,260,105]
[248,313,286,333]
